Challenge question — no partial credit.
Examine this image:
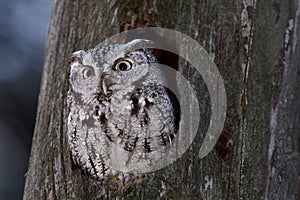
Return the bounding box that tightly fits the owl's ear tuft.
[68,50,86,65]
[125,39,155,52]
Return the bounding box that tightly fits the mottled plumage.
[67,39,180,185]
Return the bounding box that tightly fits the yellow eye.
[113,60,132,71]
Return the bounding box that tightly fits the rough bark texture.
[24,0,300,199]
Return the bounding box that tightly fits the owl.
[67,39,180,186]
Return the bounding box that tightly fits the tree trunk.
[24,0,300,199]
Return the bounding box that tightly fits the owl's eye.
[113,60,132,71]
[82,66,94,79]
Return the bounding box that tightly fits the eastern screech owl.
[67,39,180,185]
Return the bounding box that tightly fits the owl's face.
[69,39,165,96]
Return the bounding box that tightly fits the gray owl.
[67,39,180,185]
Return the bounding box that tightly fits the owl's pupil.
[119,63,128,71]
[85,69,92,77]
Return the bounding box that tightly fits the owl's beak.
[99,73,119,96]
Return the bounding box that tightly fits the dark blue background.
[0,0,52,199]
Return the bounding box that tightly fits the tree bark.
[24,0,300,199]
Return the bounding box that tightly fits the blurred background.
[0,0,52,199]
